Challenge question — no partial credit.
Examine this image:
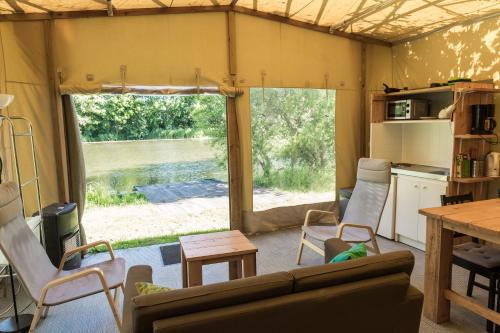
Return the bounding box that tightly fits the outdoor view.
[75,94,229,248]
[75,88,335,250]
[251,88,336,211]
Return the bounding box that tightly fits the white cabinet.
[395,175,447,250]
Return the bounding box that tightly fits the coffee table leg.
[187,261,203,287]
[181,248,188,288]
[243,253,256,278]
[229,260,242,280]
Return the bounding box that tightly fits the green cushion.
[329,243,367,263]
[135,282,172,295]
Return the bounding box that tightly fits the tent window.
[250,88,336,212]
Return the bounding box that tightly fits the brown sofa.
[122,250,423,333]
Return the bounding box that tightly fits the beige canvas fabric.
[1,1,498,42]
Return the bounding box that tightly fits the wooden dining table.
[419,198,500,326]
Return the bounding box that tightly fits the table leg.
[242,253,256,278]
[181,248,188,288]
[187,261,203,287]
[424,217,453,323]
[229,260,242,280]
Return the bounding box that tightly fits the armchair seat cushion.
[302,225,370,243]
[43,257,126,305]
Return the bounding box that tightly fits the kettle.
[486,152,500,177]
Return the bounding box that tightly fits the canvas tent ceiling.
[0,0,498,43]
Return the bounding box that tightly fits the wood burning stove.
[42,203,82,270]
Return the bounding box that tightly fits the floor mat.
[159,243,181,265]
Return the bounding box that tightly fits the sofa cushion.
[133,271,293,333]
[290,250,414,292]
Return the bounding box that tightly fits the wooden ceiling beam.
[17,0,49,12]
[0,5,232,21]
[314,0,327,25]
[285,0,293,17]
[5,0,24,13]
[151,0,167,7]
[107,0,113,16]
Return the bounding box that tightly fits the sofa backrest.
[152,272,415,333]
[290,250,414,292]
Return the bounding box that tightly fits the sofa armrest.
[122,265,153,333]
[396,285,424,333]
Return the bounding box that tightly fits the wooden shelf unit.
[370,81,499,199]
[454,134,497,139]
[451,177,494,184]
[383,119,450,124]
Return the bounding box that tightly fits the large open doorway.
[73,94,229,248]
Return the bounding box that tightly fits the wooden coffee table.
[179,230,258,287]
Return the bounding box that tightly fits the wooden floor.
[29,227,488,333]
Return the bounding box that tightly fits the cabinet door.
[395,176,420,240]
[417,179,448,243]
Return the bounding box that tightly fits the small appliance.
[486,152,500,177]
[471,104,496,134]
[386,99,429,120]
[42,202,82,270]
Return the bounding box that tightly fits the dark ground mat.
[160,243,181,265]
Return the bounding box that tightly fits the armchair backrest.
[0,182,57,301]
[342,158,391,233]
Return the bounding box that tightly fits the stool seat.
[453,243,500,269]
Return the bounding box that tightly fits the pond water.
[83,138,227,193]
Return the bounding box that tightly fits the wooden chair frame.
[296,210,381,264]
[29,240,123,333]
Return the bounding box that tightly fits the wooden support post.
[423,216,453,323]
[226,11,243,231]
[360,42,367,157]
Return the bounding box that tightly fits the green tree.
[250,88,335,191]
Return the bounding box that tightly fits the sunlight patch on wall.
[482,27,500,54]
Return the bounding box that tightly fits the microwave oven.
[386,99,429,120]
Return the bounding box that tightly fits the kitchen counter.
[391,163,449,181]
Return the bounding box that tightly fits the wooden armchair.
[296,158,391,264]
[0,182,125,332]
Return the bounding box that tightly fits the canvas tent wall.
[0,2,498,234]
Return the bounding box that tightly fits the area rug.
[159,243,181,265]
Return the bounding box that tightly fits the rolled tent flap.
[62,95,87,246]
[59,84,244,97]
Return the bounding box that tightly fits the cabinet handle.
[413,184,418,188]
[423,186,427,189]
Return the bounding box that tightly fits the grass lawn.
[88,228,229,253]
